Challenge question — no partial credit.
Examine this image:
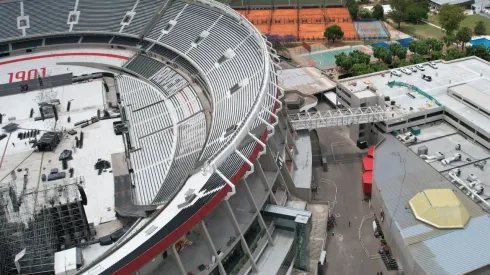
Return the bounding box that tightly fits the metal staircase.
[288,106,401,130]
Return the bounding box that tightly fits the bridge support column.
[242,179,274,245]
[171,241,187,275]
[200,220,227,275]
[253,158,279,205]
[224,200,260,272]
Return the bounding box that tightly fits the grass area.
[388,21,445,39]
[428,14,490,35]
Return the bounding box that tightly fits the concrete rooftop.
[339,57,490,133]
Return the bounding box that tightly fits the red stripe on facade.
[113,91,280,273]
[0,52,129,66]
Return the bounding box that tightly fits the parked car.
[409,67,417,72]
[416,64,425,71]
[401,68,412,75]
[391,70,402,77]
[422,74,432,81]
[428,61,437,69]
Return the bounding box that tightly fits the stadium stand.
[0,2,20,40]
[0,0,282,273]
[74,0,136,32]
[24,0,76,36]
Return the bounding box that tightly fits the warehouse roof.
[374,135,490,275]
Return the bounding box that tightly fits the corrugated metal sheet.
[410,215,490,275]
[374,136,490,274]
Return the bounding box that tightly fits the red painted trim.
[0,52,128,66]
[112,81,280,274]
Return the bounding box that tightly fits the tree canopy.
[324,25,344,44]
[456,27,472,49]
[407,5,428,24]
[474,21,487,36]
[358,8,372,19]
[346,0,359,20]
[390,43,408,60]
[372,4,384,20]
[389,0,409,29]
[439,4,466,34]
[466,44,490,60]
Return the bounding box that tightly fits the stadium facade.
[0,1,312,275]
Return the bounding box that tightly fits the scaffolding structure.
[0,177,90,275]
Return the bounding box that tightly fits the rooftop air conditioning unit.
[441,153,462,165]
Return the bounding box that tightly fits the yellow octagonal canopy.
[409,189,471,229]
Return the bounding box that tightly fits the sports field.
[219,0,342,7]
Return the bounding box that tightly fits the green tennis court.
[297,46,373,69]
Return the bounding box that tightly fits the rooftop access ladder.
[288,106,401,130]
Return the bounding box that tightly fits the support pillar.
[224,200,259,272]
[170,242,187,275]
[254,158,279,205]
[242,179,274,245]
[200,221,227,275]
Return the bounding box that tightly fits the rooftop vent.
[192,31,209,47]
[215,49,235,68]
[229,78,249,95]
[162,20,177,34]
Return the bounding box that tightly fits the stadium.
[0,0,310,275]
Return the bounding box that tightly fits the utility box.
[410,126,421,135]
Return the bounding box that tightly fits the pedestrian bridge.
[288,106,402,130]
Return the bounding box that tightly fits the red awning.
[363,171,373,194]
[367,146,375,158]
[362,157,373,171]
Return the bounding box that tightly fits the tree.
[439,4,466,35]
[335,52,353,71]
[431,50,444,60]
[445,48,466,60]
[372,4,384,20]
[390,43,407,60]
[351,63,374,76]
[408,40,422,53]
[358,8,372,19]
[474,21,487,36]
[265,34,284,49]
[335,50,372,72]
[456,27,472,49]
[407,5,428,24]
[324,25,344,44]
[347,0,359,20]
[370,62,389,72]
[425,38,443,53]
[373,46,393,64]
[466,44,490,60]
[443,34,456,48]
[283,34,296,46]
[389,0,409,29]
[410,54,426,64]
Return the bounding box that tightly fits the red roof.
[363,171,373,184]
[362,157,373,171]
[367,146,375,158]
